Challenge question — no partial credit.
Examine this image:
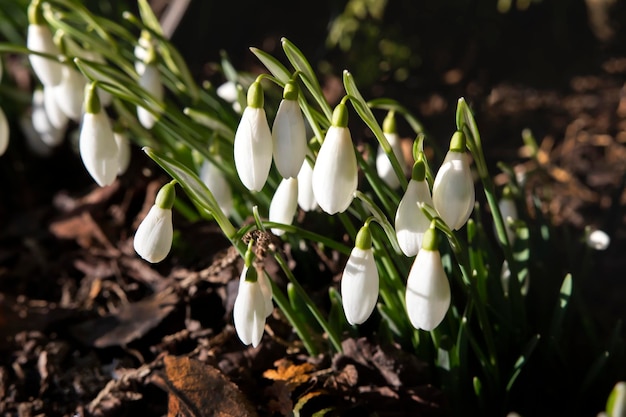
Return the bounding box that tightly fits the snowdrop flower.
[234,249,268,347]
[216,81,241,113]
[269,177,298,236]
[114,130,131,176]
[133,181,176,263]
[0,106,9,156]
[405,223,451,331]
[53,63,87,121]
[395,158,432,257]
[312,101,358,214]
[31,89,64,147]
[297,157,317,211]
[498,186,518,245]
[233,81,273,191]
[432,130,475,230]
[137,45,163,129]
[199,158,233,217]
[341,224,379,325]
[272,81,307,179]
[43,85,68,130]
[26,0,62,87]
[606,381,626,417]
[586,229,610,251]
[376,111,406,189]
[79,82,119,186]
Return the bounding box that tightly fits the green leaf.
[368,97,426,134]
[137,0,164,36]
[250,47,291,83]
[184,107,235,140]
[548,274,572,343]
[506,334,540,392]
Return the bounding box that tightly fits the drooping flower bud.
[31,89,64,147]
[0,106,9,156]
[79,82,119,186]
[27,0,63,86]
[312,102,358,214]
[341,224,379,325]
[137,45,163,129]
[272,81,307,179]
[405,222,451,331]
[234,245,269,347]
[269,177,298,236]
[296,157,317,212]
[606,381,626,417]
[199,158,233,217]
[432,131,475,230]
[133,181,176,263]
[43,84,68,130]
[233,81,273,191]
[395,158,432,257]
[376,111,406,189]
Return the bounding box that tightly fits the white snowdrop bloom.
[234,268,267,348]
[312,102,358,214]
[376,111,406,189]
[233,81,273,191]
[216,81,241,112]
[133,181,176,263]
[341,225,379,325]
[199,158,233,217]
[0,106,9,156]
[586,229,610,251]
[26,2,62,87]
[607,381,626,417]
[405,225,451,331]
[296,158,317,211]
[19,112,53,157]
[114,131,131,176]
[498,186,518,245]
[137,63,163,129]
[272,81,307,179]
[79,83,119,187]
[269,177,298,236]
[240,266,273,318]
[31,89,64,147]
[43,84,68,130]
[395,159,432,257]
[432,131,475,230]
[54,64,87,121]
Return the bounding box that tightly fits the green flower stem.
[262,222,351,255]
[355,191,402,255]
[367,98,426,136]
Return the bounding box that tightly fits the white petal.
[432,151,475,230]
[0,107,9,156]
[27,24,63,87]
[114,132,131,175]
[587,229,610,250]
[137,64,163,129]
[312,126,358,214]
[79,112,119,186]
[376,132,406,189]
[234,107,273,191]
[233,279,266,347]
[257,272,274,317]
[272,99,307,178]
[395,179,432,257]
[269,177,298,236]
[43,85,68,130]
[297,158,317,211]
[133,205,173,263]
[199,159,234,217]
[53,65,87,121]
[341,247,379,325]
[405,249,451,331]
[216,81,238,103]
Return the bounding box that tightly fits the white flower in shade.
[26,2,62,87]
[297,158,317,211]
[312,102,358,214]
[376,111,406,189]
[137,62,163,129]
[432,131,475,230]
[133,181,175,263]
[233,81,272,192]
[498,186,518,245]
[586,229,610,251]
[341,225,379,325]
[43,85,68,130]
[114,131,131,176]
[0,106,9,156]
[79,83,119,187]
[405,225,451,331]
[395,159,432,257]
[269,177,298,236]
[31,89,64,147]
[199,158,233,217]
[272,81,307,179]
[53,64,87,121]
[606,381,626,417]
[234,267,267,348]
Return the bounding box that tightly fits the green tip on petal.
[382,111,396,134]
[244,265,258,283]
[28,0,45,25]
[449,130,466,153]
[411,158,426,182]
[283,80,298,100]
[247,81,264,108]
[84,82,101,114]
[331,102,348,128]
[421,221,439,251]
[155,181,176,209]
[355,224,372,250]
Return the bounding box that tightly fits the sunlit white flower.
[376,111,406,189]
[312,103,357,214]
[269,177,298,236]
[53,64,87,121]
[297,158,317,211]
[234,268,267,348]
[114,131,131,176]
[405,225,451,331]
[498,187,518,245]
[31,89,64,147]
[79,83,119,186]
[240,266,273,318]
[272,81,307,179]
[395,159,432,257]
[19,112,53,157]
[43,85,68,130]
[586,229,610,251]
[133,181,176,263]
[606,381,626,417]
[199,158,233,217]
[27,6,63,87]
[432,131,475,230]
[341,225,379,325]
[234,81,272,191]
[0,106,9,156]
